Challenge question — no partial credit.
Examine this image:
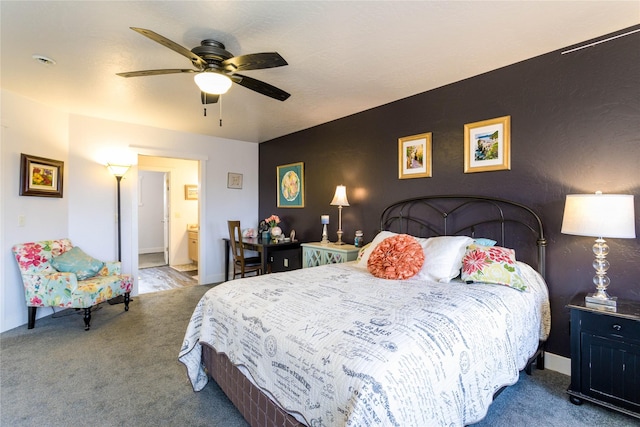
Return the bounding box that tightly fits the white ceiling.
[2,1,638,143]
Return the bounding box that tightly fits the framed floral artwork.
[398,132,432,179]
[464,115,511,173]
[19,153,64,197]
[277,162,304,208]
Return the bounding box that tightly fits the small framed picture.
[277,162,304,208]
[184,184,198,200]
[227,172,243,189]
[398,132,432,179]
[464,115,511,173]
[20,153,64,198]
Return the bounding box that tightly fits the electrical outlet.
[18,215,26,227]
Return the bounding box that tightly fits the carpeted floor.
[1,284,637,427]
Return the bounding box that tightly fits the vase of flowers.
[264,214,282,242]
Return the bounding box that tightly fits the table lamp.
[561,191,636,307]
[330,185,349,245]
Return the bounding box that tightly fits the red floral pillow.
[367,234,425,280]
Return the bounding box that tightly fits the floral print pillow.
[367,234,425,280]
[461,244,527,291]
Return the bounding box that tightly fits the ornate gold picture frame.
[464,115,511,173]
[398,132,432,179]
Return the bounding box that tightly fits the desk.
[223,238,302,281]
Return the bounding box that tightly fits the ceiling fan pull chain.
[203,107,207,117]
[219,95,223,127]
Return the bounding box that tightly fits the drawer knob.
[612,324,622,331]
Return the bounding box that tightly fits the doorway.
[137,155,200,294]
[138,170,168,268]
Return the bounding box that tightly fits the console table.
[301,242,360,268]
[223,237,301,281]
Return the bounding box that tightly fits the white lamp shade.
[194,72,232,94]
[106,163,131,177]
[561,193,636,238]
[330,185,350,206]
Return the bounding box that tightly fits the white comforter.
[179,261,550,426]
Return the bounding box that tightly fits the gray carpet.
[1,284,637,427]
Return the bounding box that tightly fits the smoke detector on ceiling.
[32,54,56,65]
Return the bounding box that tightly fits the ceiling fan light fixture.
[194,72,232,95]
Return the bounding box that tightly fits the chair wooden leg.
[83,307,91,331]
[124,292,130,311]
[27,307,37,329]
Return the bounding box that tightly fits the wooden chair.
[228,221,262,279]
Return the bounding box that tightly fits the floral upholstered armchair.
[12,239,132,330]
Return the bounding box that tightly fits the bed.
[179,195,551,426]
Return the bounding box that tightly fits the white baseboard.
[544,352,571,376]
[139,247,164,254]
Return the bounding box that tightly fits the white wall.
[1,90,70,332]
[1,90,259,332]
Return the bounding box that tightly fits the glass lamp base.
[585,293,617,307]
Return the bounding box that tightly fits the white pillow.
[416,236,474,283]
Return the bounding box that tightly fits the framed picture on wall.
[19,153,64,197]
[227,172,243,189]
[184,184,198,200]
[277,162,304,208]
[398,132,432,179]
[464,115,511,173]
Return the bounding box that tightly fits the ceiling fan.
[117,27,290,105]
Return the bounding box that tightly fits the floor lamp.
[106,164,131,261]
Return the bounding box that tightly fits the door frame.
[130,148,207,295]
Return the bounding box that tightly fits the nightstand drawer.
[579,311,640,342]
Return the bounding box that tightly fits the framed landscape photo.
[277,162,304,208]
[464,115,511,173]
[227,172,243,189]
[398,132,432,179]
[184,184,198,200]
[19,153,64,197]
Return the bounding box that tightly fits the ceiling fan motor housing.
[191,40,233,71]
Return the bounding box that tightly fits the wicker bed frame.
[202,195,548,427]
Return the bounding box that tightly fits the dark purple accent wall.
[259,27,640,358]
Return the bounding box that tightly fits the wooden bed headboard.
[379,195,547,278]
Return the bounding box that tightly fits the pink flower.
[462,249,490,275]
[264,215,281,227]
[487,247,513,264]
[30,296,42,306]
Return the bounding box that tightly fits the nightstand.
[567,294,640,419]
[301,242,360,268]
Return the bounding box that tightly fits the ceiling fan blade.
[222,53,287,72]
[117,69,197,78]
[130,27,208,69]
[231,74,290,101]
[201,92,219,104]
